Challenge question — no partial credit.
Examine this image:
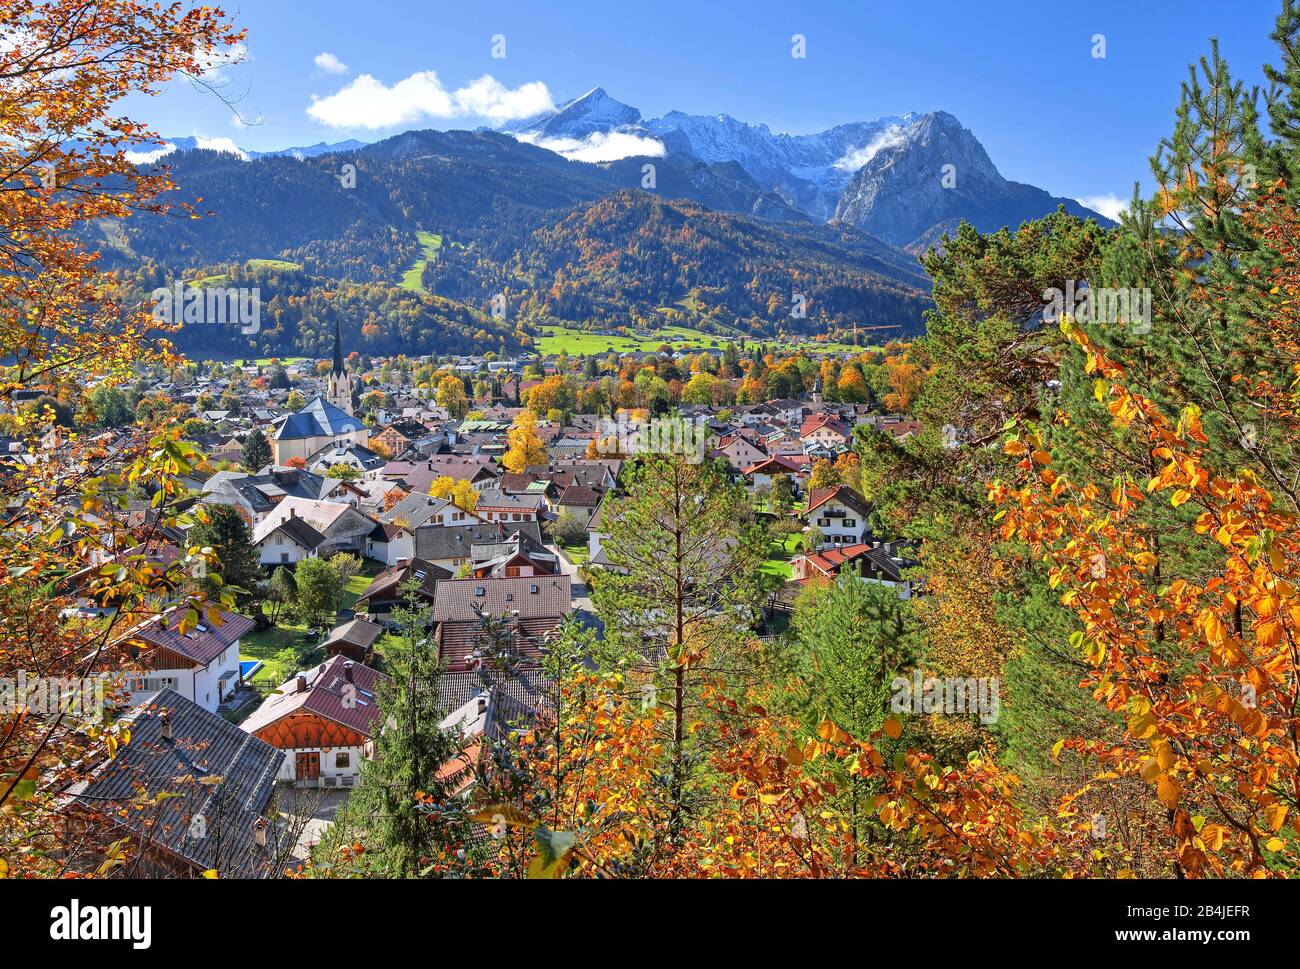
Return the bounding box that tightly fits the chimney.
[296,674,307,694]
[159,710,173,740]
[253,817,268,848]
[476,694,488,715]
[289,506,297,518]
[343,661,354,683]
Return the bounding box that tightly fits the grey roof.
[474,489,545,512]
[307,441,385,472]
[432,575,571,623]
[470,528,555,567]
[202,467,336,515]
[438,667,555,738]
[381,491,453,529]
[256,515,327,551]
[68,690,285,878]
[321,617,384,653]
[413,522,516,561]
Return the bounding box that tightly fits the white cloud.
[307,71,554,129]
[1075,193,1127,221]
[124,135,248,166]
[314,52,349,75]
[125,144,175,166]
[833,124,909,172]
[194,135,249,160]
[517,129,665,163]
[454,75,553,122]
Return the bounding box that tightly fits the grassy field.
[761,532,804,579]
[399,231,442,292]
[535,325,726,355]
[340,559,383,611]
[246,258,303,272]
[240,622,315,687]
[194,258,303,287]
[535,324,879,357]
[239,560,380,686]
[559,542,588,566]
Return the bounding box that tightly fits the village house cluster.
[10,326,923,877]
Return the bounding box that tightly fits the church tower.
[325,319,354,415]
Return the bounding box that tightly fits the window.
[844,519,856,528]
[335,752,351,769]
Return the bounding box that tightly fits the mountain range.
[101,90,1111,358]
[503,88,1107,245]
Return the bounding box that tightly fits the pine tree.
[339,580,466,876]
[786,577,914,859]
[240,428,272,471]
[591,454,767,835]
[188,504,264,600]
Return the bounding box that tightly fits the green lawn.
[240,622,315,687]
[194,258,302,287]
[246,258,303,272]
[761,532,804,579]
[534,323,881,357]
[340,559,384,611]
[399,231,442,292]
[559,543,588,566]
[535,324,724,355]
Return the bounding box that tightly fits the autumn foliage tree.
[0,0,245,877]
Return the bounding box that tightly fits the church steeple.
[332,318,345,377]
[326,319,354,416]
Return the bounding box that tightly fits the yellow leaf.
[1264,803,1287,833]
[1171,490,1192,507]
[527,828,576,879]
[470,804,535,829]
[201,869,219,879]
[883,716,902,740]
[1157,774,1181,809]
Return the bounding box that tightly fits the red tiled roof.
[795,543,872,576]
[800,414,851,438]
[240,655,388,738]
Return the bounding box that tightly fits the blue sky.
[131,0,1284,216]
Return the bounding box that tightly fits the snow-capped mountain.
[505,89,1111,243]
[832,111,1100,249]
[646,112,918,219]
[128,136,368,164]
[505,86,642,140]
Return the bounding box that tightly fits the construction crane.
[851,322,902,349]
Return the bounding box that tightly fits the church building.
[270,321,369,465]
